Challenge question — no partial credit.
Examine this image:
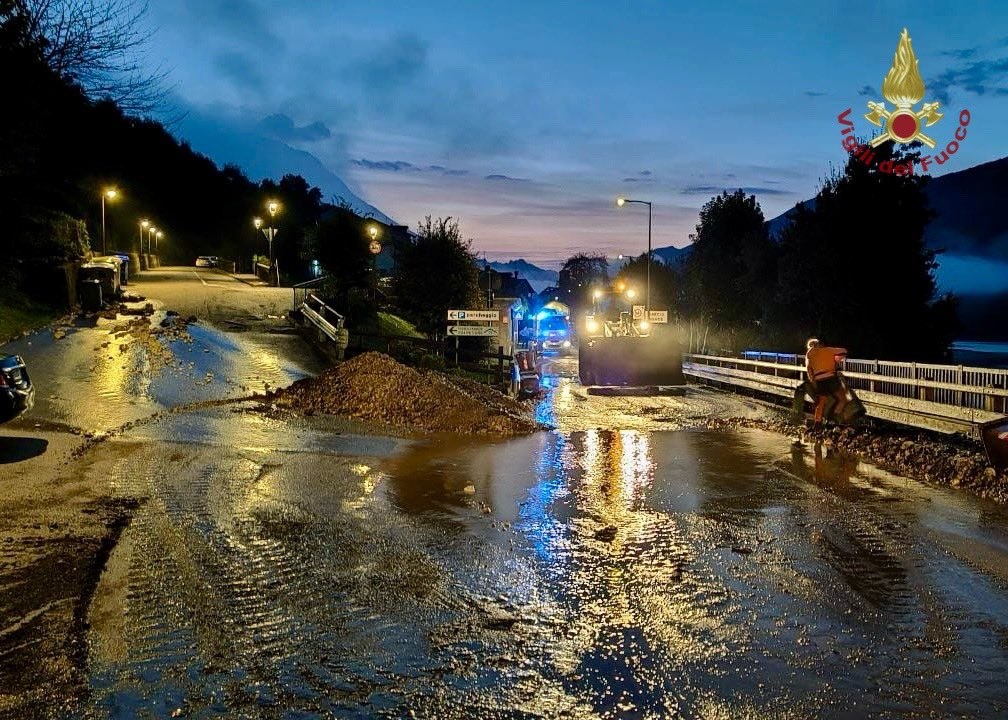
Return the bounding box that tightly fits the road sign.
[447,309,499,321]
[632,305,645,320]
[647,310,668,323]
[447,325,498,337]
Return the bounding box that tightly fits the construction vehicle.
[577,291,684,387]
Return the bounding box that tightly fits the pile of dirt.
[269,352,543,435]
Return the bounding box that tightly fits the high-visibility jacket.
[806,346,847,381]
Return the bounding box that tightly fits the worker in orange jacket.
[805,338,848,425]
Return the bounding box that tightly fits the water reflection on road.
[83,407,1008,718]
[2,315,324,433]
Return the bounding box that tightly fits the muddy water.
[78,414,1008,718]
[3,315,325,433]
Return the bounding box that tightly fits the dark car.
[0,354,34,423]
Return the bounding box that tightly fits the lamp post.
[147,226,156,253]
[616,197,652,314]
[140,219,149,252]
[155,230,162,252]
[101,188,118,254]
[368,224,382,301]
[253,217,262,272]
[267,201,279,269]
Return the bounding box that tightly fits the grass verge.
[0,290,60,345]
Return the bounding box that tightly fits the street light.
[368,224,382,301]
[139,219,149,252]
[147,225,157,254]
[155,230,162,252]
[264,201,280,273]
[615,197,653,313]
[101,188,118,254]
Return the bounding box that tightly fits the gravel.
[270,352,543,436]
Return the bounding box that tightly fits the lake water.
[951,340,1008,369]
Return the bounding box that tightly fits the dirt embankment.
[699,413,1008,503]
[269,352,543,435]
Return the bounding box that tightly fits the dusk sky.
[146,1,1008,267]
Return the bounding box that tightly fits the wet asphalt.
[3,279,1008,718]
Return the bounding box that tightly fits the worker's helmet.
[806,337,820,351]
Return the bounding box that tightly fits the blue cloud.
[258,114,331,142]
[485,174,530,183]
[681,185,792,196]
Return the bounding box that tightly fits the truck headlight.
[563,340,571,348]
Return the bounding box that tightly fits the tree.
[773,142,955,360]
[393,217,481,336]
[614,254,683,315]
[266,174,323,281]
[314,202,373,291]
[683,189,776,329]
[558,253,609,312]
[18,0,164,113]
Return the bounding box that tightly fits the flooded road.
[77,400,1008,717]
[3,284,1008,718]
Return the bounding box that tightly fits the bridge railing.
[684,351,1008,434]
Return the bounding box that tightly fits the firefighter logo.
[864,28,943,148]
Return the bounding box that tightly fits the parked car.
[0,354,34,424]
[195,256,219,268]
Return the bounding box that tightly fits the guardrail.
[684,351,1008,434]
[292,276,329,311]
[299,292,345,344]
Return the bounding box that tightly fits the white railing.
[684,351,1008,434]
[299,292,344,342]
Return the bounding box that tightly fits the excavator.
[577,284,684,387]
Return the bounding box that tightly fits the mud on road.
[2,291,1008,718]
[63,414,1008,719]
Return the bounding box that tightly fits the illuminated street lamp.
[616,197,652,313]
[368,224,382,301]
[101,188,118,254]
[155,230,163,252]
[139,219,149,251]
[147,225,157,252]
[264,201,280,272]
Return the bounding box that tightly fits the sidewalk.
[224,271,273,287]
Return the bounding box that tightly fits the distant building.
[478,268,537,354]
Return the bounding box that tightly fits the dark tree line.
[0,1,377,293]
[2,0,488,340]
[599,143,957,361]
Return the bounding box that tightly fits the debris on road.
[806,424,1008,502]
[270,352,543,435]
[699,412,1008,502]
[99,314,195,373]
